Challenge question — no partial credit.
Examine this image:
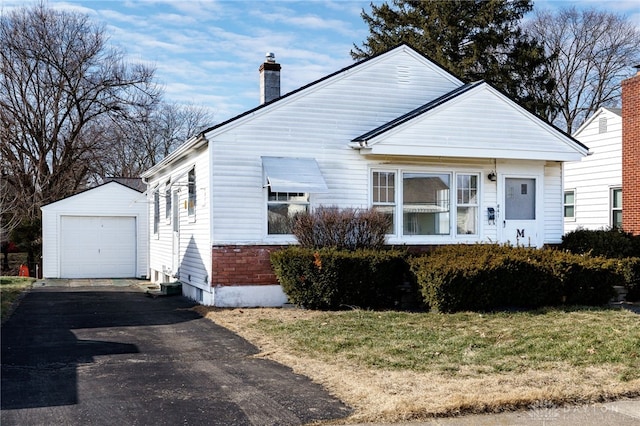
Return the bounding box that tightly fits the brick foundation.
[211,245,281,286]
[622,69,640,235]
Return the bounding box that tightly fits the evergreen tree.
[353,0,556,117]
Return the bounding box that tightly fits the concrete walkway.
[32,278,158,289]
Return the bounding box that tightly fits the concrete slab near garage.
[33,278,158,289]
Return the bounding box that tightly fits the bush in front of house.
[560,228,640,258]
[616,257,640,302]
[291,207,389,250]
[410,245,618,313]
[270,246,409,310]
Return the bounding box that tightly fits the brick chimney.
[622,65,640,235]
[259,52,281,104]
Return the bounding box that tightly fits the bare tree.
[528,7,640,133]
[0,3,159,268]
[94,102,214,180]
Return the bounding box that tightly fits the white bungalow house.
[141,44,588,307]
[564,107,623,233]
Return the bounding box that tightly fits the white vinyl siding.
[207,47,462,244]
[565,108,622,233]
[361,85,586,162]
[146,145,211,292]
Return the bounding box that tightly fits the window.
[153,190,160,234]
[564,190,575,219]
[372,171,395,233]
[612,188,622,229]
[457,174,478,234]
[371,169,480,238]
[267,190,309,234]
[187,168,196,217]
[165,180,171,221]
[403,173,450,235]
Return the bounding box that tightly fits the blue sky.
[2,0,639,124]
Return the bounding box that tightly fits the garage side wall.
[41,183,149,279]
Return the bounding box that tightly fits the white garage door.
[60,216,137,278]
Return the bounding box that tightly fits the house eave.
[352,145,586,162]
[141,134,208,179]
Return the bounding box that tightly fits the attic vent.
[599,117,607,134]
[396,65,410,84]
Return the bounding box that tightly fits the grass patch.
[197,306,640,422]
[1,276,34,323]
[251,308,640,375]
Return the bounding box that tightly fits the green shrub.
[410,245,617,313]
[291,207,390,250]
[617,257,640,302]
[560,228,640,258]
[270,247,409,310]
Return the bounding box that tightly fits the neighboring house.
[41,181,149,279]
[622,67,640,235]
[564,107,623,232]
[141,44,588,307]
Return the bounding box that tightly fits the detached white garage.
[41,182,148,279]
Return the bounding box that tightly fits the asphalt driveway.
[1,284,351,425]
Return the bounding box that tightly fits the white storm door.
[502,178,537,246]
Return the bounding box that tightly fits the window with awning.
[263,157,328,235]
[262,156,328,193]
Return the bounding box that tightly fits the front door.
[502,177,537,247]
[172,190,180,277]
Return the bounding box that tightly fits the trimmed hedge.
[616,257,640,302]
[410,245,618,313]
[270,247,409,310]
[560,228,640,258]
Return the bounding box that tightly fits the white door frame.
[498,172,543,248]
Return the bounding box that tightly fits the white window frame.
[611,187,622,229]
[187,167,196,221]
[165,180,172,224]
[153,190,160,236]
[371,167,481,241]
[372,170,396,235]
[266,189,310,236]
[456,173,479,236]
[564,189,576,221]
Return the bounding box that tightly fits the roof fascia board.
[40,181,141,210]
[362,145,586,162]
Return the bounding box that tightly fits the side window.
[456,174,478,235]
[165,180,171,221]
[153,190,160,234]
[611,188,622,228]
[267,190,309,234]
[564,190,575,219]
[372,171,395,234]
[188,168,196,218]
